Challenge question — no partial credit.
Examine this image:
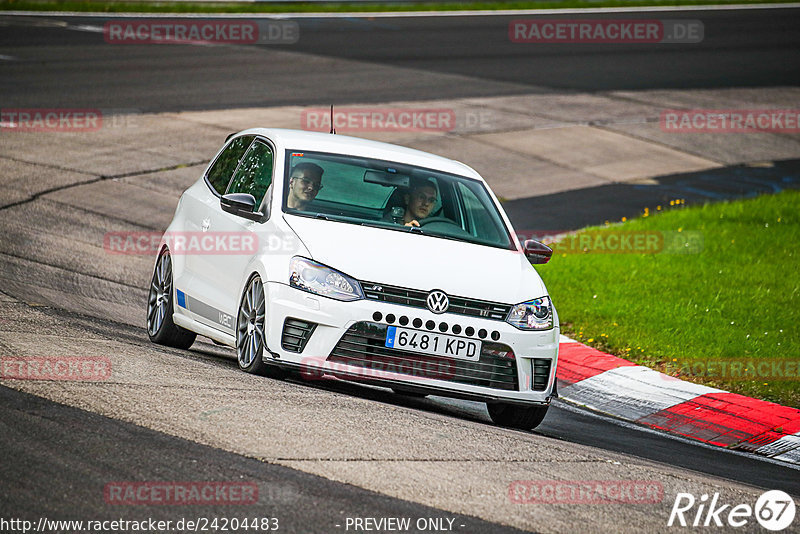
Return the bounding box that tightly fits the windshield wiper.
[303,212,346,222]
[359,220,393,230]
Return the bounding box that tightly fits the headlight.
[289,257,364,302]
[506,296,553,330]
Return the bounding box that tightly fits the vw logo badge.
[426,290,449,314]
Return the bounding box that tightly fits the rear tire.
[147,249,196,350]
[236,275,286,379]
[487,403,548,430]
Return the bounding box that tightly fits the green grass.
[1,0,796,13]
[540,190,800,407]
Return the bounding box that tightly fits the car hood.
[283,215,547,305]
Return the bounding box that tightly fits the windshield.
[282,150,514,250]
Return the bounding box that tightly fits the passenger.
[287,162,324,210]
[402,179,438,227]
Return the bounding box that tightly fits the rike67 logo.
[668,490,796,531]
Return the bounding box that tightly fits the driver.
[402,179,438,227]
[287,162,324,211]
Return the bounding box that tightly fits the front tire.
[487,403,549,430]
[236,275,285,378]
[147,249,196,349]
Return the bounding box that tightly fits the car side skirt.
[173,314,236,348]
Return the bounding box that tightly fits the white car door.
[175,135,255,333]
[189,138,276,335]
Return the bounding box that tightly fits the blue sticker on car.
[176,289,186,308]
[385,325,396,348]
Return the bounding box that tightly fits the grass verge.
[539,190,799,407]
[1,0,797,14]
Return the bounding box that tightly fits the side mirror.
[221,193,263,221]
[524,239,553,264]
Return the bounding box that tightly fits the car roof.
[236,128,482,180]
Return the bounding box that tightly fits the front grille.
[281,318,317,353]
[327,322,518,391]
[361,281,512,321]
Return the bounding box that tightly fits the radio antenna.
[329,104,336,134]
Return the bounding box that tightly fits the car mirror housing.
[221,193,264,222]
[524,239,553,264]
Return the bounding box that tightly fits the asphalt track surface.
[0,8,798,111]
[0,385,529,534]
[1,8,800,533]
[504,158,800,231]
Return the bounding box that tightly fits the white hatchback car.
[147,128,559,430]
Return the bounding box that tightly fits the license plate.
[385,326,481,361]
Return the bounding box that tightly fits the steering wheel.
[417,217,472,238]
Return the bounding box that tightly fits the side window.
[206,135,254,195]
[226,140,274,206]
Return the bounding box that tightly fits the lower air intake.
[281,318,317,353]
[532,358,552,391]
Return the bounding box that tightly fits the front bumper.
[264,282,559,405]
